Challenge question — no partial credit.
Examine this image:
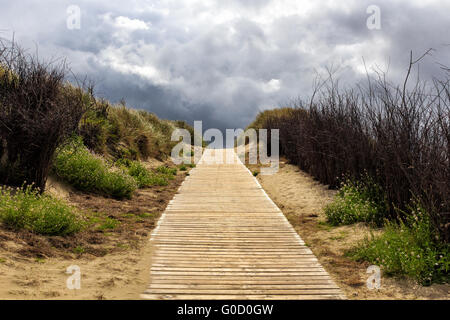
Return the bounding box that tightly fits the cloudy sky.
[1,0,449,130]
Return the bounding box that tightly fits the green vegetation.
[156,166,177,176]
[97,217,121,231]
[325,176,386,226]
[73,246,85,254]
[127,162,169,187]
[252,170,259,177]
[53,136,181,198]
[348,204,449,285]
[0,185,82,236]
[116,159,176,188]
[53,137,137,199]
[179,165,187,171]
[79,101,190,161]
[324,177,448,284]
[247,108,297,130]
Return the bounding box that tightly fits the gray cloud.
[1,0,449,131]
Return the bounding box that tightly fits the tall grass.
[53,136,137,199]
[78,101,186,161]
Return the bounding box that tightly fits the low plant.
[0,185,82,236]
[156,166,177,176]
[348,203,449,285]
[325,176,387,226]
[73,246,85,254]
[53,136,137,199]
[97,217,120,231]
[116,159,171,187]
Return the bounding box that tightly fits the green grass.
[348,204,449,285]
[179,165,187,171]
[96,217,120,231]
[127,161,168,187]
[53,136,137,199]
[0,185,82,236]
[73,246,85,254]
[156,166,177,176]
[324,176,386,226]
[324,175,449,285]
[136,212,156,219]
[116,242,129,249]
[116,160,171,187]
[35,257,46,263]
[316,220,333,232]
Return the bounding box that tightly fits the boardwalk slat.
[142,149,345,300]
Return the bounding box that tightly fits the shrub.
[129,162,169,187]
[53,137,136,199]
[349,204,449,285]
[325,176,387,226]
[156,166,177,176]
[179,165,187,171]
[258,60,449,242]
[117,159,170,187]
[0,39,88,192]
[77,99,110,154]
[0,185,82,236]
[97,217,120,231]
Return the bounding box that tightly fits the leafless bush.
[0,39,88,191]
[263,57,450,242]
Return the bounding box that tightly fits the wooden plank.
[144,289,343,295]
[148,284,340,289]
[142,149,344,300]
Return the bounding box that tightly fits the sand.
[0,159,183,300]
[255,161,449,300]
[0,240,154,299]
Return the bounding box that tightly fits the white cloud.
[262,79,281,92]
[114,16,150,30]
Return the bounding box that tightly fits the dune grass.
[348,204,449,285]
[0,185,82,236]
[53,137,137,199]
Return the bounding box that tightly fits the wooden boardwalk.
[142,149,345,300]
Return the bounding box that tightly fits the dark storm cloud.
[1,0,449,131]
